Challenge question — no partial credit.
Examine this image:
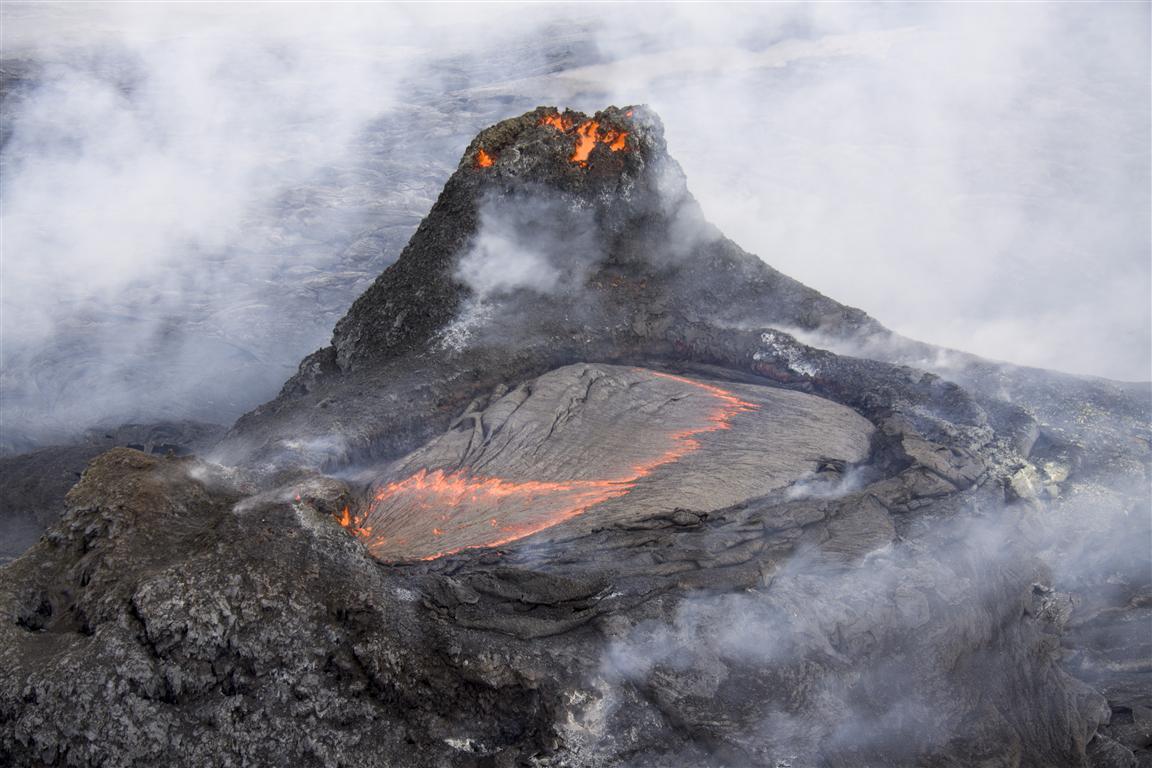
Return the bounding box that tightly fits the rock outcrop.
[0,422,224,565]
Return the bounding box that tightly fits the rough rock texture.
[1,107,1149,767]
[215,105,877,472]
[0,422,224,565]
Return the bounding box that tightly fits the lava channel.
[337,371,756,561]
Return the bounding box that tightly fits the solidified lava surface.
[341,364,874,561]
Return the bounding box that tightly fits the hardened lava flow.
[334,371,756,561]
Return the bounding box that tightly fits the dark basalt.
[0,421,224,566]
[217,106,878,471]
[1,107,1148,767]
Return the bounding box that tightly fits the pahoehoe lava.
[345,364,872,562]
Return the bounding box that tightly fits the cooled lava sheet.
[347,363,874,560]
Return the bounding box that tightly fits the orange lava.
[336,372,757,561]
[539,113,575,131]
[335,505,374,538]
[475,148,494,168]
[354,469,633,561]
[538,112,630,166]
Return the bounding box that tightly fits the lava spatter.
[338,370,757,561]
[538,111,630,166]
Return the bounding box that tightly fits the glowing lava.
[539,113,575,131]
[352,470,633,561]
[475,148,494,168]
[335,371,756,561]
[538,112,630,166]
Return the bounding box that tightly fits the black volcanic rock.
[0,421,224,565]
[1,107,1149,767]
[218,106,878,470]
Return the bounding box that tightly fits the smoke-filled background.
[1,2,1148,451]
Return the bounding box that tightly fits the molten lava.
[354,469,633,561]
[538,112,630,166]
[539,113,575,131]
[475,148,494,168]
[336,371,757,562]
[335,505,374,538]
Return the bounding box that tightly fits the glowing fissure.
[335,371,756,561]
[474,148,494,168]
[538,113,630,166]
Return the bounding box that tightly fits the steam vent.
[2,104,1149,768]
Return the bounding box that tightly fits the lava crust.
[348,363,872,561]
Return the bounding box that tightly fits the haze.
[1,2,1148,450]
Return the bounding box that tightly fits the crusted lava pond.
[336,363,874,561]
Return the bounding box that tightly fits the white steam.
[455,194,604,302]
[592,5,1150,380]
[456,210,564,299]
[1,3,1147,451]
